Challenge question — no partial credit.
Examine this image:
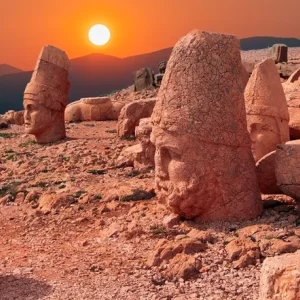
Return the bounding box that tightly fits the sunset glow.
[88,24,111,46]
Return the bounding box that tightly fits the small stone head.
[23,45,70,143]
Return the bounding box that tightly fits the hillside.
[1,36,300,114]
[0,64,23,76]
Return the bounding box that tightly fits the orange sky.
[1,0,300,70]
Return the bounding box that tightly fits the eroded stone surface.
[151,30,262,221]
[276,140,300,203]
[134,68,155,91]
[256,151,281,194]
[117,98,156,137]
[2,110,24,126]
[269,44,288,64]
[259,251,300,300]
[65,97,116,122]
[245,58,289,162]
[23,45,70,143]
[283,68,300,139]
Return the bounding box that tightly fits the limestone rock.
[2,110,25,126]
[269,44,288,64]
[65,97,118,122]
[259,251,300,300]
[245,58,289,162]
[283,68,300,139]
[225,237,260,268]
[23,45,70,143]
[256,151,281,194]
[117,98,156,137]
[134,68,155,91]
[151,30,262,222]
[38,192,74,212]
[0,116,8,129]
[276,140,300,203]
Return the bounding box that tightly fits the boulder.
[65,97,121,122]
[0,116,8,129]
[283,68,300,139]
[275,140,300,203]
[117,98,156,137]
[259,251,300,300]
[2,110,25,125]
[256,151,281,194]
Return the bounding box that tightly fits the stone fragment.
[245,58,289,162]
[225,238,260,268]
[162,214,181,228]
[276,140,300,204]
[256,151,281,194]
[2,110,24,126]
[283,68,300,139]
[259,251,300,300]
[117,98,156,137]
[151,30,262,221]
[0,116,8,129]
[166,253,201,280]
[269,44,288,63]
[23,45,70,143]
[147,237,207,268]
[117,118,155,170]
[134,68,155,91]
[38,192,74,212]
[64,97,122,122]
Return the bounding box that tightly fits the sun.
[88,24,110,46]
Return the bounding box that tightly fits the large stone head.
[151,30,262,221]
[23,45,70,143]
[244,58,289,162]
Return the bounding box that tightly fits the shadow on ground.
[0,275,52,300]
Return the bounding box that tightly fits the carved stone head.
[245,58,289,162]
[23,45,70,143]
[151,30,262,222]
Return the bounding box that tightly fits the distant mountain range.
[0,64,23,76]
[1,36,300,114]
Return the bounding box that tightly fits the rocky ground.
[241,47,300,63]
[0,121,300,300]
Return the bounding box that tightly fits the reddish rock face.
[275,140,300,204]
[117,98,156,137]
[65,97,114,122]
[256,151,281,194]
[151,30,262,222]
[23,45,70,143]
[245,58,289,162]
[283,68,300,139]
[259,251,300,300]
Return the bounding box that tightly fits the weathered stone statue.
[244,58,289,162]
[134,68,155,91]
[151,30,262,222]
[23,45,70,143]
[154,61,168,87]
[269,44,288,64]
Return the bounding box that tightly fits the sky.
[1,0,300,70]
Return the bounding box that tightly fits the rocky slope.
[0,122,299,299]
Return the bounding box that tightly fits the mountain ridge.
[1,36,300,114]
